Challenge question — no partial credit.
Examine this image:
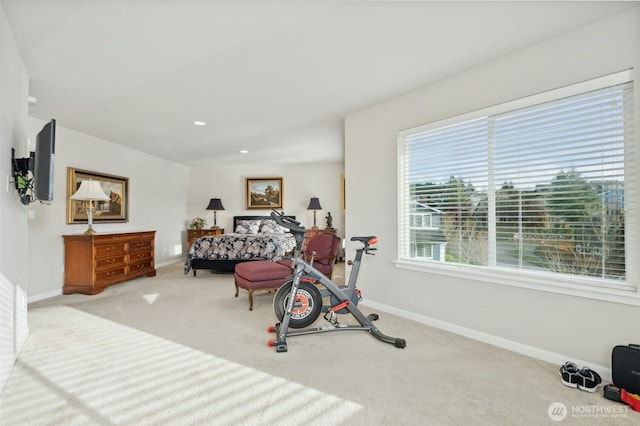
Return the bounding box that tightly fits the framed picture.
[246,177,283,209]
[66,167,129,224]
[340,173,345,213]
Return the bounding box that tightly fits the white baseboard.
[28,258,184,304]
[156,258,183,268]
[362,299,612,382]
[28,289,62,304]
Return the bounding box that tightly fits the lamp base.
[84,204,98,235]
[211,225,220,229]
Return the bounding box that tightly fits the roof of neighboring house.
[410,201,444,215]
[412,229,447,243]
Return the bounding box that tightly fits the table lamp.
[206,198,225,229]
[307,197,322,230]
[70,180,110,235]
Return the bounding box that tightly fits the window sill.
[393,259,640,307]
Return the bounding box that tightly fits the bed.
[184,215,296,275]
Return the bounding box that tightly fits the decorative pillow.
[259,219,288,234]
[235,219,260,234]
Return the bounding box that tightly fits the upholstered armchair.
[303,232,341,277]
[278,232,341,278]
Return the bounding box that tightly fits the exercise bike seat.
[350,236,378,246]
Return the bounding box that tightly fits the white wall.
[24,124,344,301]
[188,162,344,239]
[27,119,190,300]
[0,4,30,390]
[345,8,640,371]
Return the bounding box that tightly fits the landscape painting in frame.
[66,167,129,224]
[246,177,283,209]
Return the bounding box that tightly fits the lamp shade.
[70,180,110,201]
[206,198,225,211]
[307,197,322,210]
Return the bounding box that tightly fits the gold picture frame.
[340,173,345,213]
[66,167,129,224]
[246,177,283,209]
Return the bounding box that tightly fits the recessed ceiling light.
[193,121,206,126]
[240,150,249,154]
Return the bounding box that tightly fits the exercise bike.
[267,211,407,352]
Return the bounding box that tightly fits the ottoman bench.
[234,260,291,310]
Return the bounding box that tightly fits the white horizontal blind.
[493,82,632,279]
[399,118,489,265]
[398,73,634,290]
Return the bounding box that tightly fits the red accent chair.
[278,232,341,278]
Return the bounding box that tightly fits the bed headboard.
[233,215,295,232]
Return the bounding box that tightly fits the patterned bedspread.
[184,233,296,274]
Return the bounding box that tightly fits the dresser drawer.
[129,239,153,252]
[96,266,127,283]
[130,250,152,262]
[130,260,154,274]
[95,254,126,270]
[189,230,208,238]
[95,243,127,258]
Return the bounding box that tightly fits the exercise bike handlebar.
[271,210,306,235]
[272,210,378,252]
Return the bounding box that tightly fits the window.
[398,71,635,292]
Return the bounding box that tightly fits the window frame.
[396,70,639,306]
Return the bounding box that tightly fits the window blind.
[398,72,635,290]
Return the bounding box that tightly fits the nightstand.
[187,228,224,249]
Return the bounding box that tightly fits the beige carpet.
[1,306,360,425]
[2,262,637,425]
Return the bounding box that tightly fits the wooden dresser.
[63,231,156,295]
[187,228,224,249]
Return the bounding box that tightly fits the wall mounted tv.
[34,119,56,203]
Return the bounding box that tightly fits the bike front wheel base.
[274,280,322,329]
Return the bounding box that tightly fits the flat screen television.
[34,119,56,202]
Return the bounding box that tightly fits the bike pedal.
[323,311,339,325]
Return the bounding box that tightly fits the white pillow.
[259,219,288,234]
[235,219,260,234]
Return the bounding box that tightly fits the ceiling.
[3,1,637,167]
